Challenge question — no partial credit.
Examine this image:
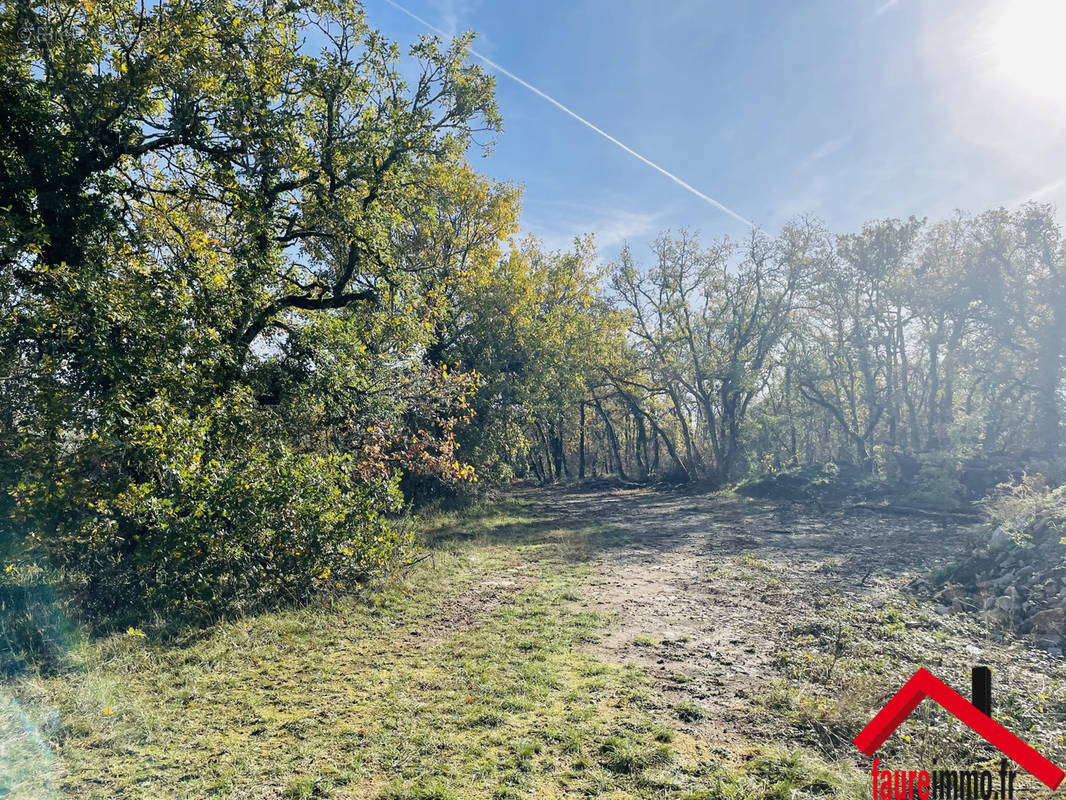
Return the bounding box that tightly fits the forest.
[2,1,1065,798]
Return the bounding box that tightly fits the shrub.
[906,451,967,509]
[7,391,410,627]
[979,473,1066,549]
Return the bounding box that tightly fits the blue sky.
[370,0,1066,257]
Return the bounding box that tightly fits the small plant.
[599,735,672,775]
[736,552,771,571]
[651,723,675,743]
[674,700,706,722]
[281,777,315,800]
[633,635,656,647]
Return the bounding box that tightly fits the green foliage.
[598,734,673,774]
[0,0,506,622]
[428,234,625,483]
[980,474,1066,549]
[589,206,1065,493]
[1,0,1064,642]
[673,700,706,722]
[12,387,407,622]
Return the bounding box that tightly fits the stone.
[983,608,1011,626]
[989,526,1010,551]
[1024,607,1065,635]
[995,595,1014,612]
[993,572,1016,588]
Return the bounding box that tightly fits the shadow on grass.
[419,493,645,562]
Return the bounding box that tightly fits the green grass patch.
[0,496,889,799]
[0,503,703,798]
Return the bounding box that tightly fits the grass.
[673,701,706,723]
[0,495,870,799]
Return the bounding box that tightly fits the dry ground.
[531,485,1066,796]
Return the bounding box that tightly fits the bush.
[906,451,967,509]
[979,474,1066,549]
[7,390,410,627]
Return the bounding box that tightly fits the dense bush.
[10,389,408,623]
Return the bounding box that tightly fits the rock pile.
[934,517,1066,656]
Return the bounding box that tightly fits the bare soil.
[515,485,1066,794]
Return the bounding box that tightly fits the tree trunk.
[578,402,586,480]
[595,400,626,479]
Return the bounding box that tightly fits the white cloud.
[526,206,665,255]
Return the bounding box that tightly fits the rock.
[983,608,1012,626]
[990,526,1010,551]
[995,595,1014,612]
[938,587,959,603]
[1024,607,1065,635]
[934,604,951,615]
[983,596,997,610]
[993,572,1016,588]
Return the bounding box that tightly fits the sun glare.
[979,0,1066,107]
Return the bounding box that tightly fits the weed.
[674,701,706,722]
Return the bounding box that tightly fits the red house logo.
[854,667,1064,791]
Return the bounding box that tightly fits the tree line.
[2,0,1062,624]
[558,209,1065,497]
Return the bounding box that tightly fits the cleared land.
[2,488,1064,799]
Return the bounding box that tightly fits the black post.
[972,665,992,717]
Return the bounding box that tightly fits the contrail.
[381,0,755,228]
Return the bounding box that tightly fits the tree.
[609,229,798,483]
[968,204,1066,469]
[427,234,624,483]
[1,0,506,620]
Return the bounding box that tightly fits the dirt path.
[518,486,1066,792]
